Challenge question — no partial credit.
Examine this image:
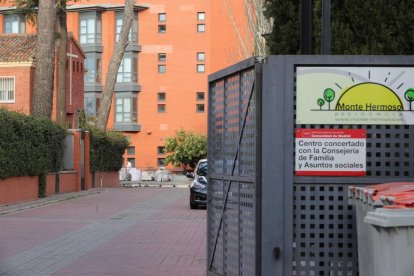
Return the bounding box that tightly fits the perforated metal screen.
[208,59,257,276]
[292,183,358,275]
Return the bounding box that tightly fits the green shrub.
[86,126,129,172]
[0,109,67,179]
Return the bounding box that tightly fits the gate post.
[71,129,90,191]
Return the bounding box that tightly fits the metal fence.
[207,55,414,276]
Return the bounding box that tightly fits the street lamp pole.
[300,0,312,54]
[322,0,331,54]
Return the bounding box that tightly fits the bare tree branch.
[224,0,272,58]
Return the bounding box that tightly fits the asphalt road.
[0,187,207,276]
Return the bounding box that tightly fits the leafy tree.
[264,0,300,54]
[405,88,414,111]
[164,129,207,170]
[264,0,414,55]
[323,88,335,110]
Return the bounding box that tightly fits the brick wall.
[0,176,38,205]
[0,66,35,115]
[0,130,91,206]
[57,172,78,194]
[45,172,78,197]
[0,171,81,205]
[91,171,119,188]
[46,174,56,196]
[65,36,85,115]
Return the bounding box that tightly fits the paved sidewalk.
[0,187,206,276]
[0,178,190,216]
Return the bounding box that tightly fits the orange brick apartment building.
[0,0,253,170]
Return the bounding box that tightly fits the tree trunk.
[96,0,135,130]
[56,6,68,127]
[32,0,57,118]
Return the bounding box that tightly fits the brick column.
[72,130,82,191]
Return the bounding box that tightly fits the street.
[0,188,207,276]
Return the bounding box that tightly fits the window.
[158,25,167,33]
[157,158,165,167]
[115,12,138,42]
[158,65,166,73]
[197,12,205,21]
[84,96,100,115]
[79,12,102,44]
[157,146,165,155]
[158,53,166,62]
[158,92,166,102]
[158,104,166,113]
[197,64,205,73]
[196,104,205,113]
[84,54,102,84]
[196,92,205,101]
[127,158,136,167]
[115,97,138,123]
[158,13,166,22]
[197,52,205,61]
[127,146,135,155]
[117,54,138,83]
[0,77,15,103]
[197,24,205,32]
[4,14,25,33]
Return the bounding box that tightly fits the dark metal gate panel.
[208,58,258,276]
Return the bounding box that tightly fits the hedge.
[0,109,67,180]
[87,127,129,172]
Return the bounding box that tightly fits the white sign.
[295,129,366,176]
[296,66,414,125]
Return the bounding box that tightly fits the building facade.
[0,33,85,127]
[0,0,253,171]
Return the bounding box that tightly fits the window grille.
[0,77,15,103]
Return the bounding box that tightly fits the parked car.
[187,159,207,209]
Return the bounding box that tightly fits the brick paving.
[0,187,206,276]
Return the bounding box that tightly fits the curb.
[120,180,190,188]
[0,189,102,216]
[0,183,190,216]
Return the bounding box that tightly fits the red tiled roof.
[0,33,37,63]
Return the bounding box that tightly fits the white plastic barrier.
[129,168,141,181]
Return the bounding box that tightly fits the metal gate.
[208,55,414,275]
[208,58,260,275]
